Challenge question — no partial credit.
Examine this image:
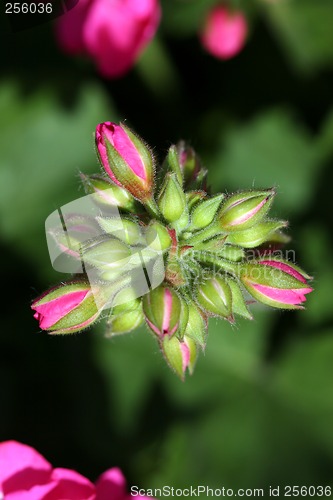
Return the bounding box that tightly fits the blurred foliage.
[1,0,333,496]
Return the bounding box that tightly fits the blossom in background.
[200,5,248,60]
[56,0,161,78]
[0,440,153,500]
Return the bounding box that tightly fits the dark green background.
[1,0,333,496]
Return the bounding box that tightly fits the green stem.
[185,222,224,245]
[144,197,161,219]
[196,252,241,277]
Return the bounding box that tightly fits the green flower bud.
[106,299,144,335]
[189,193,224,231]
[184,302,207,349]
[97,217,141,245]
[161,334,197,379]
[145,221,172,251]
[197,275,232,318]
[217,189,275,231]
[47,214,101,266]
[176,141,208,190]
[227,278,253,320]
[186,190,207,211]
[163,145,183,185]
[226,220,288,248]
[143,285,182,337]
[158,173,186,223]
[80,173,141,213]
[83,237,131,275]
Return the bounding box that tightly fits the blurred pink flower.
[56,0,161,78]
[0,441,153,500]
[200,6,248,60]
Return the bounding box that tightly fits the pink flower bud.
[161,335,197,380]
[240,259,313,309]
[96,122,154,203]
[200,6,248,60]
[56,0,161,78]
[31,281,100,334]
[217,189,275,231]
[142,285,182,337]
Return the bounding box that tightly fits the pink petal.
[2,482,57,500]
[180,341,190,373]
[0,441,51,485]
[40,468,96,500]
[259,260,307,283]
[107,124,146,181]
[162,288,173,334]
[95,124,122,186]
[229,198,267,227]
[32,290,89,329]
[253,284,313,305]
[95,467,127,500]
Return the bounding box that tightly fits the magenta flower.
[96,122,154,202]
[240,259,313,309]
[31,281,100,334]
[56,0,161,78]
[0,441,154,500]
[200,6,248,60]
[0,440,95,500]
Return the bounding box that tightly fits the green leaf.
[265,0,333,74]
[211,109,320,216]
[0,81,113,279]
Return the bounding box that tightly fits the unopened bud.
[197,275,232,318]
[184,302,207,349]
[97,217,141,246]
[227,278,252,320]
[158,173,186,223]
[106,299,144,335]
[226,220,288,248]
[176,141,207,190]
[82,237,131,276]
[189,193,224,231]
[145,221,172,252]
[31,281,100,334]
[240,258,313,309]
[143,285,182,337]
[96,122,154,203]
[217,189,275,231]
[80,173,141,213]
[161,335,197,379]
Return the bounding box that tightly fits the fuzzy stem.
[184,222,225,245]
[144,197,161,219]
[195,252,241,277]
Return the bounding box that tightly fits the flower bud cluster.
[32,122,313,379]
